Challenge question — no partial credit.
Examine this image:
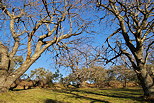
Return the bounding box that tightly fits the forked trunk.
[136,66,154,100]
[0,76,15,92]
[9,79,21,91]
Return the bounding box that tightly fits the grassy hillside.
[0,87,150,103]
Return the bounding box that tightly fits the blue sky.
[26,21,116,77]
[25,8,119,77]
[0,0,120,78]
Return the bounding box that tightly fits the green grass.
[0,87,150,103]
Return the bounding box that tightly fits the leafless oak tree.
[96,0,154,99]
[0,0,90,92]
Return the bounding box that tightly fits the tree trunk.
[123,77,127,88]
[9,79,21,91]
[136,66,154,100]
[0,43,13,92]
[0,60,38,92]
[0,50,42,92]
[0,76,15,92]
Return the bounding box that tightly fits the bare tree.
[63,66,107,88]
[56,44,104,71]
[55,44,102,87]
[29,67,54,88]
[0,0,90,92]
[96,0,154,99]
[111,65,137,88]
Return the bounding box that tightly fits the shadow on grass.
[53,88,148,103]
[44,99,68,103]
[53,89,110,103]
[71,89,144,102]
[12,89,27,91]
[107,88,142,92]
[13,88,33,91]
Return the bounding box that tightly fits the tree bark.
[0,76,15,92]
[136,66,154,99]
[0,42,12,92]
[0,54,39,92]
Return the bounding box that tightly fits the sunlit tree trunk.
[123,77,127,88]
[0,43,11,92]
[136,65,154,99]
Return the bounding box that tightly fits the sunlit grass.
[0,87,149,103]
